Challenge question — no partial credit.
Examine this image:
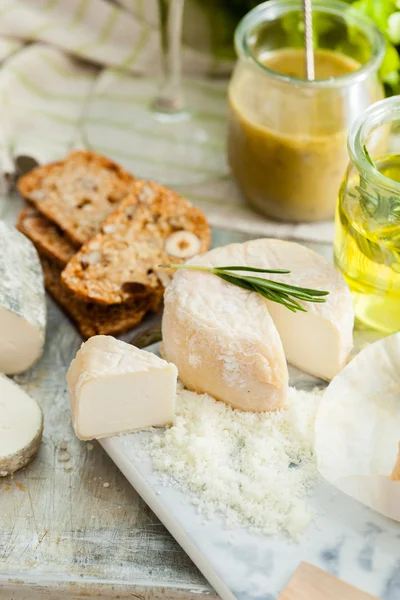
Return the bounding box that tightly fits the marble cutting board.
[101,341,400,600]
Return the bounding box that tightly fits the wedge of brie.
[67,336,178,440]
[315,332,400,522]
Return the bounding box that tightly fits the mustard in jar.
[228,0,385,222]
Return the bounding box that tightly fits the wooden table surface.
[2,193,291,599]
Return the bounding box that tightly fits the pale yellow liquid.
[335,156,400,334]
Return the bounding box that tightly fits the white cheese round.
[0,222,46,374]
[162,238,353,411]
[0,375,43,476]
[315,332,400,522]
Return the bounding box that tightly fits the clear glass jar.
[227,0,385,222]
[335,97,400,334]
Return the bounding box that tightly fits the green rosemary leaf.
[363,144,375,168]
[253,284,297,312]
[214,265,291,274]
[216,272,254,291]
[258,286,307,312]
[355,185,380,218]
[241,275,329,297]
[159,264,329,313]
[260,287,283,304]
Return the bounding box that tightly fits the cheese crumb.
[149,387,321,539]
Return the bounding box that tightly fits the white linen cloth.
[0,0,334,243]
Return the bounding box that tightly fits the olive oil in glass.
[335,152,400,333]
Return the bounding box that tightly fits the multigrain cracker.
[61,180,210,305]
[17,207,76,268]
[18,150,135,246]
[41,257,162,338]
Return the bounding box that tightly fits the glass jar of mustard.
[335,97,400,335]
[227,0,385,222]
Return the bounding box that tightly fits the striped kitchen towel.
[0,0,335,243]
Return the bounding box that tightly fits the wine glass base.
[81,72,228,186]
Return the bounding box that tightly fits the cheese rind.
[0,375,43,476]
[163,241,289,412]
[0,221,46,374]
[67,335,178,440]
[315,332,400,522]
[162,238,353,412]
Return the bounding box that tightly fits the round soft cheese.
[162,238,354,412]
[315,332,400,521]
[0,222,46,374]
[0,375,43,476]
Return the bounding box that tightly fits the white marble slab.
[101,339,400,600]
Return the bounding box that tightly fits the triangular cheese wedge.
[162,239,353,412]
[67,336,178,439]
[315,332,400,521]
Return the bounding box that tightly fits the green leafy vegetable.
[159,264,329,313]
[343,0,400,94]
[197,0,400,95]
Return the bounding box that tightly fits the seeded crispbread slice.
[17,150,136,246]
[17,206,76,268]
[61,180,211,306]
[41,257,162,339]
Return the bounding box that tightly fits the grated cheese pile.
[150,386,321,539]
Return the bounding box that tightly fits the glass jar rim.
[349,96,400,195]
[234,0,386,88]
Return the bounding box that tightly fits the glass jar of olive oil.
[335,97,400,334]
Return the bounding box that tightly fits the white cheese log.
[315,332,400,522]
[0,375,43,476]
[66,335,178,440]
[162,239,353,412]
[0,221,46,374]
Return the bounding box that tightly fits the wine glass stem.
[153,0,185,114]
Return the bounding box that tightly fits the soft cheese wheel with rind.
[163,242,289,412]
[0,375,43,476]
[162,239,353,412]
[0,221,46,374]
[315,332,400,522]
[67,335,178,440]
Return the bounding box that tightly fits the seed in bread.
[41,257,162,339]
[61,180,211,306]
[17,150,135,246]
[17,207,76,268]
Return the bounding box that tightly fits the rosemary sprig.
[159,264,329,313]
[363,144,375,168]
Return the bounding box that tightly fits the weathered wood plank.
[0,192,215,596]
